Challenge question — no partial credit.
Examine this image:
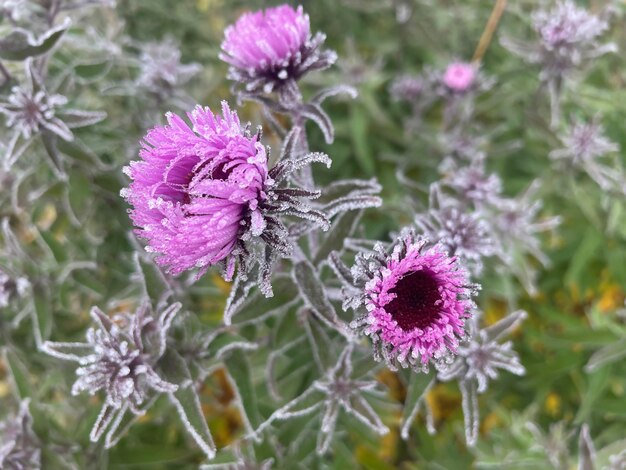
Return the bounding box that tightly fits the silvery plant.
[0,1,608,468]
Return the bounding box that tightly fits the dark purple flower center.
[386,270,442,331]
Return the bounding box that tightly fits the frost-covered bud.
[348,229,477,372]
[122,102,329,281]
[0,268,29,308]
[442,163,503,207]
[0,400,41,470]
[438,311,527,393]
[0,60,72,141]
[389,74,424,103]
[220,5,337,95]
[43,302,181,418]
[415,187,497,275]
[502,0,615,83]
[550,117,623,192]
[136,38,201,99]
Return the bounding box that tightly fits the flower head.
[220,5,336,94]
[349,229,476,371]
[415,187,497,276]
[0,400,40,470]
[442,163,502,207]
[0,59,72,141]
[123,102,269,277]
[442,62,476,92]
[123,101,329,280]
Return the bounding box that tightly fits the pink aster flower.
[349,230,476,371]
[122,102,266,277]
[220,5,336,94]
[442,62,476,92]
[122,101,329,283]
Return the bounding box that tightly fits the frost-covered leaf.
[578,424,596,470]
[400,370,435,440]
[313,210,362,265]
[301,103,334,144]
[584,338,626,373]
[161,350,216,459]
[0,19,70,61]
[223,350,262,433]
[293,260,344,332]
[460,379,479,447]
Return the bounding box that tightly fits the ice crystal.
[220,5,336,95]
[347,229,476,372]
[42,301,181,444]
[0,400,41,470]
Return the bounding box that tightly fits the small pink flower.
[350,231,475,371]
[442,62,476,92]
[122,101,268,277]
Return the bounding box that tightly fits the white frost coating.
[168,392,217,459]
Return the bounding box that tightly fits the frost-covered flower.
[0,400,41,470]
[42,302,181,445]
[438,310,526,446]
[550,117,623,192]
[220,5,337,94]
[415,186,496,275]
[0,59,72,141]
[348,229,476,371]
[0,268,29,308]
[136,38,201,99]
[503,0,614,81]
[442,62,476,92]
[389,74,424,103]
[442,162,502,208]
[122,101,329,280]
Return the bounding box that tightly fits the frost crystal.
[347,229,477,372]
[0,400,41,470]
[550,117,624,192]
[220,5,336,95]
[42,301,181,444]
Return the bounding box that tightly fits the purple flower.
[349,230,476,371]
[123,102,268,277]
[122,101,329,280]
[442,62,476,92]
[220,5,336,94]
